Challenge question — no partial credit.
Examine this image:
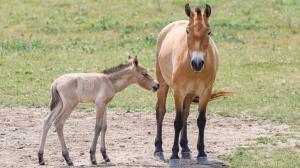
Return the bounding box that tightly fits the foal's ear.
[133,56,138,67]
[204,4,211,18]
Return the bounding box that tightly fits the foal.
[38,56,159,166]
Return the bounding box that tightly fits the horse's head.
[185,3,212,72]
[129,56,159,92]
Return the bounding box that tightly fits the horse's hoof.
[181,152,191,159]
[104,158,110,162]
[154,152,165,161]
[91,160,97,165]
[169,159,180,167]
[197,156,209,165]
[38,152,45,165]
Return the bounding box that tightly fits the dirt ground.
[0,107,289,168]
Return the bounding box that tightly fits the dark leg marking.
[197,110,209,165]
[180,122,191,159]
[90,149,97,165]
[38,151,45,165]
[171,112,183,159]
[101,149,110,162]
[62,152,73,166]
[154,101,166,161]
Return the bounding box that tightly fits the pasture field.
[0,0,299,167]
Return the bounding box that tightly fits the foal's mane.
[102,63,131,74]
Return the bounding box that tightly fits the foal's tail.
[192,90,233,103]
[49,84,62,111]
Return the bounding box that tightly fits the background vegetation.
[0,0,299,167]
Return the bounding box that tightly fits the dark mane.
[102,63,131,74]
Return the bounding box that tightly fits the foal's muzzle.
[152,80,160,92]
[191,51,205,72]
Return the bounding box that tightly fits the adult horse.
[154,3,230,166]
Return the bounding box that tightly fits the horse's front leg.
[90,102,106,165]
[169,89,185,166]
[179,95,193,159]
[196,91,210,165]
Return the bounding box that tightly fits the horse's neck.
[107,69,135,93]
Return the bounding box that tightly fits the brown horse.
[38,56,159,166]
[154,4,231,166]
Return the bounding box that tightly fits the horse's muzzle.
[191,51,205,72]
[191,59,204,72]
[152,80,160,92]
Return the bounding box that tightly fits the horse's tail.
[49,84,61,111]
[192,90,233,103]
[209,90,233,101]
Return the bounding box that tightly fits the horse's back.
[156,20,189,86]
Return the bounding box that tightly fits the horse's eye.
[208,31,212,36]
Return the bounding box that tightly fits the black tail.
[49,84,61,111]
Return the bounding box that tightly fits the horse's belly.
[158,54,173,86]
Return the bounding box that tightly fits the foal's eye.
[208,31,212,36]
[186,28,190,35]
[142,73,149,77]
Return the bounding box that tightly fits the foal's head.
[129,56,159,92]
[185,3,212,72]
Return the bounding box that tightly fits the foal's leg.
[154,69,169,161]
[180,95,193,159]
[38,103,62,165]
[90,102,106,165]
[100,112,110,162]
[55,102,77,166]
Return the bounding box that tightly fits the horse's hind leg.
[38,102,62,165]
[55,102,77,166]
[154,65,169,161]
[180,95,193,159]
[100,112,110,162]
[90,102,106,165]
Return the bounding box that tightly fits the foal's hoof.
[38,152,45,165]
[181,152,192,159]
[169,159,180,167]
[154,152,165,161]
[67,161,74,166]
[197,156,209,165]
[39,160,45,165]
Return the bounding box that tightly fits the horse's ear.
[133,56,138,67]
[128,55,132,60]
[185,3,192,17]
[204,4,211,18]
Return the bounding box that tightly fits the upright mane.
[102,63,131,74]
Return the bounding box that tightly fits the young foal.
[38,56,159,166]
[154,4,231,166]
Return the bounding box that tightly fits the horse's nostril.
[192,60,197,67]
[199,60,204,67]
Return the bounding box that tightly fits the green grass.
[0,0,299,167]
[225,147,300,168]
